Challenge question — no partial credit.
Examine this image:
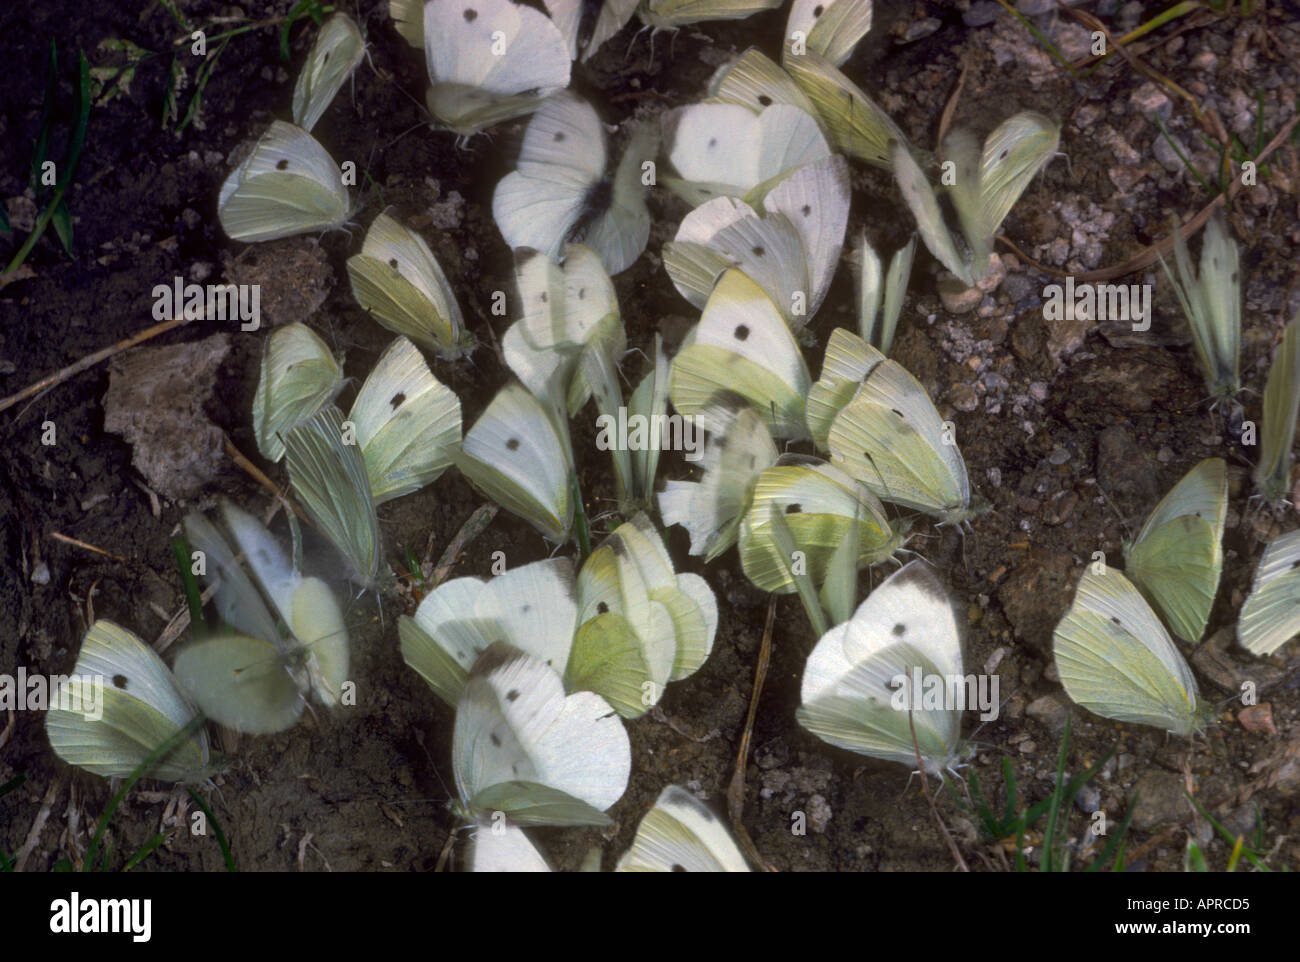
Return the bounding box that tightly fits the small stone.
[1026,693,1070,732]
[948,381,980,413]
[31,562,50,585]
[962,1,1002,26]
[940,279,983,315]
[1130,770,1186,831]
[1047,446,1071,465]
[1003,272,1038,306]
[902,17,941,42]
[807,794,832,834]
[1190,49,1217,71]
[1044,489,1079,525]
[1238,703,1277,736]
[1130,82,1172,122]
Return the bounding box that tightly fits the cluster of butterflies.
[44,0,1300,869]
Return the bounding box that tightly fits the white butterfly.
[852,231,915,354]
[616,785,750,871]
[784,0,874,67]
[493,92,657,276]
[664,154,850,328]
[347,211,474,360]
[798,560,970,775]
[811,328,983,523]
[658,396,779,560]
[1254,317,1299,505]
[218,121,352,242]
[452,643,631,828]
[451,381,575,544]
[399,558,578,707]
[173,502,350,735]
[668,270,812,440]
[1053,564,1212,735]
[420,0,570,137]
[47,621,213,783]
[543,0,640,61]
[252,322,345,463]
[292,12,365,133]
[660,100,830,206]
[1238,529,1300,656]
[639,0,783,30]
[892,114,1059,286]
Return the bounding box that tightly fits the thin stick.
[15,774,65,872]
[50,531,128,563]
[907,708,969,872]
[726,597,777,872]
[0,316,191,415]
[153,582,217,653]
[936,57,969,149]
[428,503,498,585]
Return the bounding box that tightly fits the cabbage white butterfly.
[46,621,214,783]
[252,322,345,463]
[174,502,350,734]
[465,820,554,872]
[452,642,631,827]
[664,155,850,328]
[617,334,670,512]
[218,121,352,242]
[292,13,365,133]
[452,381,575,544]
[813,328,983,523]
[1253,316,1299,505]
[639,0,783,30]
[893,114,1059,286]
[348,336,463,505]
[669,270,813,440]
[784,50,909,169]
[1238,529,1300,656]
[504,245,624,417]
[1053,564,1212,735]
[658,397,779,560]
[1158,210,1241,405]
[347,211,474,360]
[784,0,873,67]
[739,456,902,595]
[797,560,969,775]
[283,406,388,589]
[852,231,915,354]
[660,101,830,206]
[574,512,718,714]
[1123,458,1226,644]
[422,0,571,137]
[493,92,657,275]
[400,558,578,706]
[615,785,750,871]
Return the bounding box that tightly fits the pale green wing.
[1254,317,1300,503]
[346,212,471,359]
[706,48,818,117]
[827,354,973,521]
[1238,529,1300,655]
[785,51,908,169]
[978,111,1059,237]
[292,12,365,132]
[762,153,851,324]
[453,643,630,822]
[581,0,640,61]
[451,382,574,543]
[806,326,887,449]
[46,622,212,783]
[891,140,972,285]
[582,121,658,276]
[172,632,305,735]
[944,128,990,275]
[389,0,424,46]
[218,121,350,242]
[348,337,462,505]
[399,576,494,705]
[657,397,779,560]
[290,576,350,708]
[785,0,873,67]
[740,459,897,593]
[1052,565,1207,735]
[183,508,283,646]
[616,785,750,871]
[477,558,578,675]
[283,406,386,589]
[252,322,344,462]
[878,235,916,355]
[564,611,657,719]
[1125,457,1226,643]
[668,270,811,440]
[621,334,670,511]
[641,0,782,28]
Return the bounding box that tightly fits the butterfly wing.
[1238,529,1300,655]
[292,12,365,132]
[616,785,750,871]
[252,322,344,462]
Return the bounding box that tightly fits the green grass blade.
[122,831,171,871]
[31,41,58,192]
[187,787,236,871]
[171,532,207,639]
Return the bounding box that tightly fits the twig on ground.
[726,597,777,872]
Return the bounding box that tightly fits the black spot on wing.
[390,392,406,410]
[113,674,128,689]
[506,438,520,450]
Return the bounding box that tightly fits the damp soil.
[2,0,1299,873]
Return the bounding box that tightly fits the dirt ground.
[2,0,1298,872]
